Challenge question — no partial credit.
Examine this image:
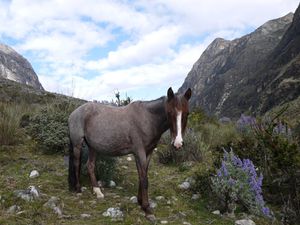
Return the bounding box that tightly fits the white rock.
[29,170,39,178]
[43,197,62,216]
[102,207,123,218]
[178,181,191,190]
[29,186,39,198]
[191,194,200,200]
[149,200,157,209]
[155,196,165,201]
[130,196,137,204]
[53,206,63,216]
[126,156,132,161]
[7,205,21,214]
[183,222,192,225]
[235,219,256,225]
[109,180,116,188]
[81,213,91,218]
[161,220,168,224]
[212,210,221,215]
[81,186,87,192]
[185,177,196,185]
[121,165,128,170]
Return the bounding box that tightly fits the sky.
[0,0,299,101]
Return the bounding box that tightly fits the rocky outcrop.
[0,43,44,90]
[179,7,300,117]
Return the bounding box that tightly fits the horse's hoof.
[93,187,104,199]
[145,214,156,223]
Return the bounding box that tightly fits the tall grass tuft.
[0,102,27,145]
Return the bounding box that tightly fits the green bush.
[0,103,26,146]
[232,113,300,224]
[27,103,72,154]
[157,129,210,164]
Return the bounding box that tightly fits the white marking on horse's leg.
[93,187,104,199]
[174,111,183,148]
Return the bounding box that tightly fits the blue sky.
[0,0,299,101]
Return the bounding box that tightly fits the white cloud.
[0,0,299,101]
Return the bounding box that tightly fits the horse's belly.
[85,126,132,156]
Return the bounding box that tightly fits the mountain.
[179,6,300,118]
[0,43,44,90]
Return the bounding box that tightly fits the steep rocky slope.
[179,7,300,118]
[0,43,44,90]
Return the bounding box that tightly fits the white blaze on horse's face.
[174,110,183,149]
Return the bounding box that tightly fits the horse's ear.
[184,88,192,100]
[167,87,174,100]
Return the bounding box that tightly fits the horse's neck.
[144,97,169,134]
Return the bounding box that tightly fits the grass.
[0,142,276,225]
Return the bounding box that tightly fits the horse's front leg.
[135,151,154,218]
[137,154,152,206]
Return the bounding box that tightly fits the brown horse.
[68,87,191,220]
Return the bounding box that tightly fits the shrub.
[211,150,272,218]
[27,103,72,154]
[80,143,116,183]
[157,129,210,164]
[0,103,26,146]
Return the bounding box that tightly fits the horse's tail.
[68,136,76,191]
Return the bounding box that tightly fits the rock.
[81,186,87,192]
[29,170,39,178]
[178,181,190,190]
[81,213,91,218]
[171,196,178,201]
[191,194,200,200]
[130,196,138,204]
[127,156,132,161]
[7,205,21,214]
[235,219,256,225]
[146,214,156,223]
[109,180,116,188]
[183,222,192,225]
[14,186,39,201]
[43,197,63,216]
[29,186,39,198]
[212,210,221,215]
[155,196,165,201]
[53,206,63,216]
[185,177,196,185]
[121,165,128,170]
[102,207,123,219]
[167,200,171,205]
[97,180,104,187]
[161,220,168,224]
[0,43,44,90]
[149,200,157,209]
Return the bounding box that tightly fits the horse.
[68,87,192,220]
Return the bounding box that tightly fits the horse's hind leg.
[87,148,104,199]
[73,142,83,193]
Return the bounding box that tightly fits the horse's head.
[166,87,192,149]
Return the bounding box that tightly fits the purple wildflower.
[221,161,228,176]
[262,206,271,217]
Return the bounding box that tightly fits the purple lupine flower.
[228,178,236,186]
[262,206,271,217]
[221,161,228,176]
[217,170,222,177]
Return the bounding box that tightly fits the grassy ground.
[0,142,275,225]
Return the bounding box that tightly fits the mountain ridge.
[0,43,44,90]
[179,9,299,118]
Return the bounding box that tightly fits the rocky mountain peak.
[0,43,44,90]
[179,8,300,118]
